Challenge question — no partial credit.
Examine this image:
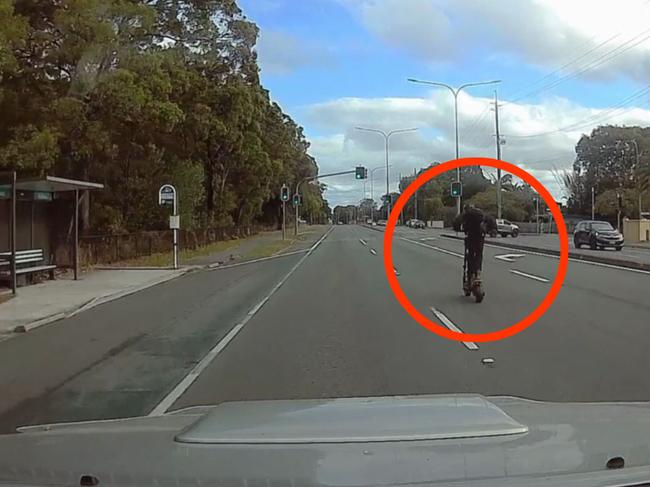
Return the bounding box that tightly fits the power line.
[507,33,621,104]
[506,22,650,106]
[503,84,650,139]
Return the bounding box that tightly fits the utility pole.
[535,197,540,234]
[631,139,642,218]
[493,90,503,219]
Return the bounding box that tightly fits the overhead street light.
[355,127,418,218]
[407,78,501,214]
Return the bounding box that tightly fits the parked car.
[574,220,624,250]
[377,220,387,226]
[406,219,425,229]
[492,219,519,237]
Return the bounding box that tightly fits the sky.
[239,0,650,207]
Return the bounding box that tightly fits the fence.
[78,225,263,265]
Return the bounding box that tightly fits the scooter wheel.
[474,291,484,303]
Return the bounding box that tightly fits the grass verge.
[244,238,295,260]
[118,239,240,267]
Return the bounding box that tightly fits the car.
[377,220,387,226]
[494,219,519,237]
[574,220,624,250]
[406,218,425,229]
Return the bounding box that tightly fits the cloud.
[305,92,650,206]
[256,30,336,75]
[339,0,650,80]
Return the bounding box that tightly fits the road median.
[440,233,650,272]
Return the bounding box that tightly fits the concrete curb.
[440,233,650,271]
[10,268,192,334]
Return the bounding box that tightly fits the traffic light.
[355,166,368,180]
[293,194,301,206]
[451,181,462,198]
[280,185,289,202]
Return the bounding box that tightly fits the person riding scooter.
[453,204,496,303]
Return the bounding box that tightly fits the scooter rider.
[453,204,496,301]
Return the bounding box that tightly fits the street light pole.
[369,164,391,222]
[591,187,595,220]
[407,78,501,215]
[355,127,417,219]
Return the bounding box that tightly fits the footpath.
[0,225,330,338]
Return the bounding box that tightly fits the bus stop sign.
[159,185,176,206]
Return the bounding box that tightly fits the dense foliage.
[0,0,328,232]
[562,125,650,218]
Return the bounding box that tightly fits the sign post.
[159,184,179,269]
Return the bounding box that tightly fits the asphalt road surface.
[1,224,649,432]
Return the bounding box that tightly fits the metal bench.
[0,249,56,282]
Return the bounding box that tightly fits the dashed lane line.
[430,307,478,351]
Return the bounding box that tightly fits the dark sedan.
[574,220,624,250]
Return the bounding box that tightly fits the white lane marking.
[509,269,549,283]
[359,239,367,246]
[430,307,478,351]
[208,249,309,270]
[149,226,334,416]
[494,253,525,263]
[420,237,437,242]
[370,249,377,255]
[400,237,464,259]
[148,323,244,416]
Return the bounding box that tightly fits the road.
[1,224,649,432]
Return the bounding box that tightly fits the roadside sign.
[158,184,179,269]
[159,184,176,206]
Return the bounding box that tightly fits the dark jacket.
[453,208,496,238]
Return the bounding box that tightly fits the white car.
[494,219,519,237]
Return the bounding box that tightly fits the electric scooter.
[463,237,485,303]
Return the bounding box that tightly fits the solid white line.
[149,227,334,416]
[430,307,478,350]
[208,249,309,270]
[509,269,549,283]
[359,239,367,246]
[148,323,244,416]
[370,249,377,255]
[400,237,464,259]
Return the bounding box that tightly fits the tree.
[564,125,650,215]
[469,189,532,222]
[0,0,330,233]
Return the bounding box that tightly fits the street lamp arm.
[387,128,418,138]
[457,80,502,93]
[355,126,388,138]
[407,78,456,96]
